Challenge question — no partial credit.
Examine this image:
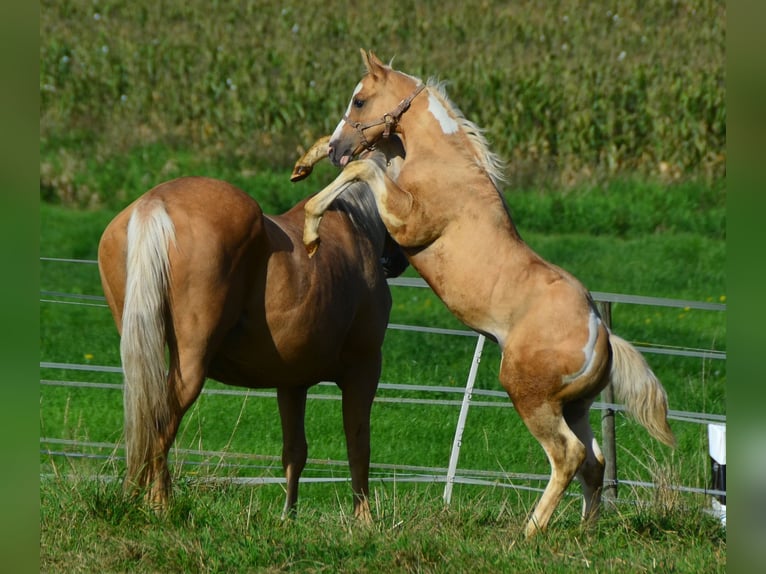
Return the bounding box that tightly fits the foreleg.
[303,157,413,255]
[291,135,331,182]
[338,362,380,524]
[277,385,309,519]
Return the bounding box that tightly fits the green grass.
[40,471,725,573]
[39,178,727,457]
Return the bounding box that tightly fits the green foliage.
[40,0,725,206]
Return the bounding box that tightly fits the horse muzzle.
[328,139,357,168]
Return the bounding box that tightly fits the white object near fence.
[443,334,486,505]
[708,422,726,527]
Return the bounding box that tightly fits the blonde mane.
[425,79,506,188]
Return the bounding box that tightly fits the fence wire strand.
[40,257,727,503]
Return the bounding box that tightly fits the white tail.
[120,200,176,484]
[608,334,676,447]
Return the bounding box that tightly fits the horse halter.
[342,83,426,151]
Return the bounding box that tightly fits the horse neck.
[396,105,522,243]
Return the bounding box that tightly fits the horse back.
[208,203,392,386]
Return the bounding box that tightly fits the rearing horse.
[297,50,675,537]
[97,174,407,521]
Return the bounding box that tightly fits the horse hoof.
[290,165,312,182]
[305,239,320,258]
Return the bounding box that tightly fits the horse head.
[292,133,409,277]
[328,49,425,168]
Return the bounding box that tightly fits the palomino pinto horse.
[97,175,407,521]
[297,50,676,537]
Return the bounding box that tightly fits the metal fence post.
[596,301,618,505]
[443,334,486,506]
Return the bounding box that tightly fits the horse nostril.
[328,145,337,163]
[327,144,345,168]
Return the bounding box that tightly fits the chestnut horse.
[296,50,676,537]
[97,175,407,521]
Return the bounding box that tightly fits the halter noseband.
[342,83,426,151]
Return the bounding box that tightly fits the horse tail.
[120,199,176,485]
[608,334,676,447]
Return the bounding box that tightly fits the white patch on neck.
[563,310,601,384]
[427,92,459,134]
[331,81,364,141]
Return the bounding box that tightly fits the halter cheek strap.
[343,83,426,150]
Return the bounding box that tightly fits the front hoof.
[290,164,312,182]
[304,238,320,258]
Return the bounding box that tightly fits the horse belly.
[207,317,345,389]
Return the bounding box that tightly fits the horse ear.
[360,49,387,79]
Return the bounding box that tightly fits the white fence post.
[443,334,486,506]
[707,422,726,526]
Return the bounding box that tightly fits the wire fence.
[40,257,727,504]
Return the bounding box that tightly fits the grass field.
[40,175,725,571]
[41,475,726,573]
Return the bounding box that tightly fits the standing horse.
[297,50,676,537]
[97,175,407,521]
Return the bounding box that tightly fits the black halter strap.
[342,83,426,150]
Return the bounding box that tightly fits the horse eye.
[353,98,365,108]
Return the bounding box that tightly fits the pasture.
[39,0,725,571]
[40,181,726,570]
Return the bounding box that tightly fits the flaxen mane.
[425,79,507,188]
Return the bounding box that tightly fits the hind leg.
[277,385,309,519]
[564,400,605,523]
[520,401,586,537]
[141,290,229,510]
[120,360,197,508]
[142,347,208,510]
[501,366,586,537]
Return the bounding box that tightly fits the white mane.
[425,79,507,188]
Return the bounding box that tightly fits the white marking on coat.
[563,310,601,383]
[427,92,459,134]
[331,81,363,141]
